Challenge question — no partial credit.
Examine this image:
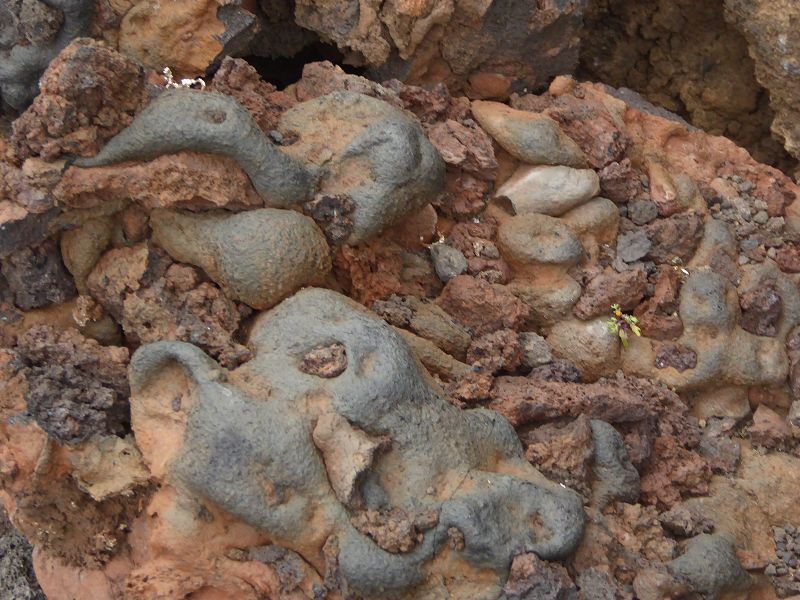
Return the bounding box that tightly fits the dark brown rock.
[598,158,645,204]
[0,508,46,600]
[302,193,355,246]
[14,326,130,445]
[654,344,697,372]
[739,283,782,337]
[503,552,576,600]
[644,212,704,264]
[1,238,76,310]
[528,359,583,383]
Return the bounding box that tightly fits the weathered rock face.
[724,0,800,165]
[5,10,800,597]
[580,0,796,170]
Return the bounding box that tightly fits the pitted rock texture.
[128,288,584,598]
[14,325,130,445]
[724,0,800,164]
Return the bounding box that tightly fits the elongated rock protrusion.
[73,89,316,206]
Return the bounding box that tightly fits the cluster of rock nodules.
[4,38,800,600]
[5,0,800,177]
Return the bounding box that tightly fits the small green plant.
[606,304,641,348]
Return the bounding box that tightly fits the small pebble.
[754,210,769,225]
[429,243,467,283]
[627,200,659,225]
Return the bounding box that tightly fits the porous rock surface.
[3,14,800,600]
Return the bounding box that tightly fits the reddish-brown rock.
[639,436,711,510]
[512,85,632,169]
[489,372,691,432]
[437,275,528,336]
[749,405,796,452]
[11,39,147,161]
[466,329,521,374]
[87,245,251,368]
[55,152,263,211]
[334,241,441,306]
[426,119,498,181]
[739,283,782,337]
[445,221,512,282]
[523,414,594,496]
[573,268,647,320]
[643,213,705,264]
[503,553,576,599]
[598,158,646,204]
[210,57,297,133]
[634,267,684,340]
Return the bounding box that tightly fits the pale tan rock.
[547,318,620,382]
[68,436,150,501]
[471,100,586,166]
[312,412,388,508]
[495,165,600,216]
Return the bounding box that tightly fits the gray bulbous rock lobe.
[129,288,585,598]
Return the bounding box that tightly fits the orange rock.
[55,152,263,211]
[119,0,225,77]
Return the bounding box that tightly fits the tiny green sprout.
[606,303,641,348]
